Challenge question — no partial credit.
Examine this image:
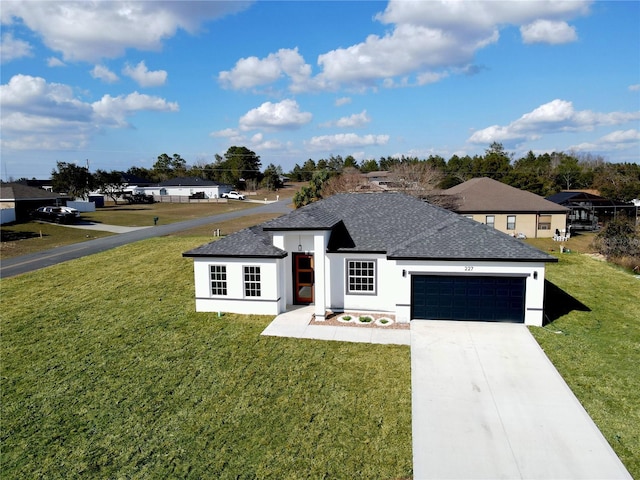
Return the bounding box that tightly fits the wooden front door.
[293,253,314,304]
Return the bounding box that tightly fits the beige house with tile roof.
[444,177,569,238]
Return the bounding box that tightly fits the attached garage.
[411,275,526,323]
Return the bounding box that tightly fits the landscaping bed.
[310,311,408,329]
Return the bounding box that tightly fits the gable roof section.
[184,192,556,262]
[445,177,569,214]
[184,225,287,258]
[262,204,343,231]
[0,183,60,201]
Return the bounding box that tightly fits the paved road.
[1,199,292,279]
[411,321,631,479]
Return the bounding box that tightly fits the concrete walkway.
[262,311,630,478]
[261,306,410,345]
[411,321,631,479]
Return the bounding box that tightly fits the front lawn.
[2,236,638,478]
[82,201,257,227]
[531,252,640,476]
[1,237,412,479]
[0,221,113,259]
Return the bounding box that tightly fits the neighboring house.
[443,177,569,238]
[546,191,636,230]
[135,177,232,199]
[16,179,54,192]
[183,192,557,327]
[363,171,394,190]
[0,183,67,223]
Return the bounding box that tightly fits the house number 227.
[464,266,473,271]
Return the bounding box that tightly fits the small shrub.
[342,315,351,321]
[379,319,389,325]
[609,255,640,273]
[358,316,373,323]
[592,215,640,259]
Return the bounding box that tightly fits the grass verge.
[1,237,412,479]
[0,222,113,259]
[82,201,257,227]
[531,252,639,477]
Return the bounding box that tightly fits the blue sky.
[1,0,638,180]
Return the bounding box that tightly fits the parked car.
[221,191,245,200]
[31,206,79,224]
[59,206,81,219]
[123,193,155,204]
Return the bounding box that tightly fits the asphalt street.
[1,199,292,279]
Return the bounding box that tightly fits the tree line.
[46,146,284,202]
[36,142,639,204]
[288,143,640,204]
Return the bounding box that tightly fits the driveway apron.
[410,321,631,479]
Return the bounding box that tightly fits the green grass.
[530,252,640,477]
[525,231,598,255]
[82,201,257,227]
[3,233,638,478]
[1,237,412,479]
[0,221,113,259]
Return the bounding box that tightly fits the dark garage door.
[412,275,526,323]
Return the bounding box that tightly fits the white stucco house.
[183,193,558,326]
[135,177,232,199]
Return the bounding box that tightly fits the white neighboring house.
[184,193,558,327]
[134,177,232,199]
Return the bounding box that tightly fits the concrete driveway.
[411,321,631,479]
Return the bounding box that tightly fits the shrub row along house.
[184,192,557,326]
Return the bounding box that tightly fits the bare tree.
[320,168,370,197]
[388,163,458,208]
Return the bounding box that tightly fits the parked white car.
[221,191,245,200]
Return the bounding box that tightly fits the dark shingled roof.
[184,225,287,258]
[184,192,557,262]
[445,177,568,214]
[546,191,622,207]
[0,183,61,201]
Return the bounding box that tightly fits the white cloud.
[91,64,119,83]
[469,99,640,145]
[306,133,390,150]
[219,47,312,92]
[335,97,352,107]
[218,0,589,92]
[210,128,239,138]
[239,99,312,131]
[0,1,251,62]
[249,132,285,151]
[0,32,32,63]
[520,20,577,44]
[47,57,65,67]
[599,129,640,144]
[92,91,178,127]
[313,0,588,89]
[416,71,450,86]
[321,110,371,128]
[122,61,167,87]
[570,129,640,153]
[0,74,178,150]
[629,84,640,92]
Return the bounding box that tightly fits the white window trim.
[243,265,262,298]
[345,258,377,296]
[209,264,228,297]
[507,215,516,230]
[486,215,495,228]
